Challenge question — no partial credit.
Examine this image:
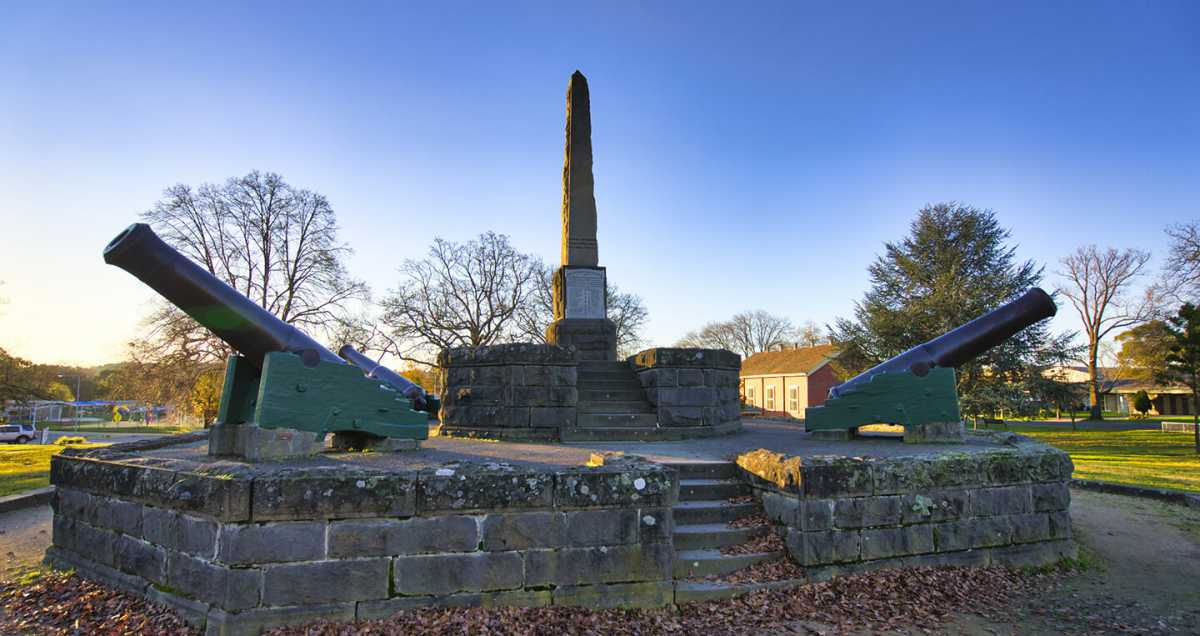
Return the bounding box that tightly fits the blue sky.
[2,1,1197,365]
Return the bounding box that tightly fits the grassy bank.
[982,422,1200,493]
[0,444,108,498]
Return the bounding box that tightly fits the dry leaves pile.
[0,570,197,636]
[719,527,785,556]
[268,566,1044,636]
[0,566,1052,636]
[727,513,770,530]
[709,556,805,584]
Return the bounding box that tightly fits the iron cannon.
[807,287,1057,441]
[339,344,440,414]
[103,223,429,447]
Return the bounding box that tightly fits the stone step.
[576,413,659,428]
[672,499,760,525]
[661,462,739,481]
[672,548,782,579]
[673,523,767,551]
[678,478,749,501]
[579,388,646,401]
[674,578,806,604]
[578,400,655,414]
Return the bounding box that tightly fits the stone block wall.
[48,449,677,635]
[628,348,742,432]
[437,343,579,441]
[736,435,1076,578]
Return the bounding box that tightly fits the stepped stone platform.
[437,345,742,442]
[46,420,1075,635]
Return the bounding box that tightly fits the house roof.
[741,344,839,377]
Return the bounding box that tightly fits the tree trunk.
[1087,344,1103,420]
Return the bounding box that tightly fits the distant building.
[740,344,840,418]
[1044,366,1195,416]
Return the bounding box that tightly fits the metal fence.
[1161,421,1198,433]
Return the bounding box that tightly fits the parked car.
[0,424,38,444]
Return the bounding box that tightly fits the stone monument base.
[810,422,966,444]
[545,318,617,362]
[46,427,1075,634]
[329,432,420,452]
[903,421,966,444]
[47,437,676,635]
[209,423,326,461]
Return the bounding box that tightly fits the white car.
[0,424,38,444]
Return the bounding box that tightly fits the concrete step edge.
[672,549,783,578]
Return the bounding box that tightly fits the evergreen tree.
[830,202,1063,419]
[1163,303,1200,453]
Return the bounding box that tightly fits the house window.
[766,386,775,411]
[788,386,799,412]
[746,386,756,404]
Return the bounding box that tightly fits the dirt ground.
[3,489,1199,634]
[0,505,51,581]
[946,490,1200,635]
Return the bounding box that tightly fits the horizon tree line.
[7,172,1198,441]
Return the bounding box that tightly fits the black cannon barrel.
[103,223,343,369]
[829,287,1057,399]
[338,345,429,410]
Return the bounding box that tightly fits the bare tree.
[798,320,827,347]
[513,263,649,358]
[140,171,368,362]
[1163,220,1200,303]
[380,232,539,364]
[607,287,650,357]
[730,310,795,354]
[677,310,794,357]
[132,172,368,410]
[677,321,743,355]
[1057,245,1156,419]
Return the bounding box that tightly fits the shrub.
[1132,390,1152,419]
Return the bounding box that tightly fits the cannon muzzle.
[830,287,1056,399]
[104,223,343,369]
[338,345,438,413]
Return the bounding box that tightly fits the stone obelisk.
[546,71,618,361]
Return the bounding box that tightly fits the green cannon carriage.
[104,223,431,458]
[806,288,1057,442]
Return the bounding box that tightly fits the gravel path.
[0,505,51,581]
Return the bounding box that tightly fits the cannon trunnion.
[104,223,428,459]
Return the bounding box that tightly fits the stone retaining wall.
[628,348,742,433]
[736,434,1076,578]
[47,449,676,635]
[437,343,578,441]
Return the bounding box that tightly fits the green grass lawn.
[46,424,198,435]
[0,443,108,498]
[980,422,1200,493]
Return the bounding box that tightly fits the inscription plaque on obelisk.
[546,71,617,360]
[564,269,605,319]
